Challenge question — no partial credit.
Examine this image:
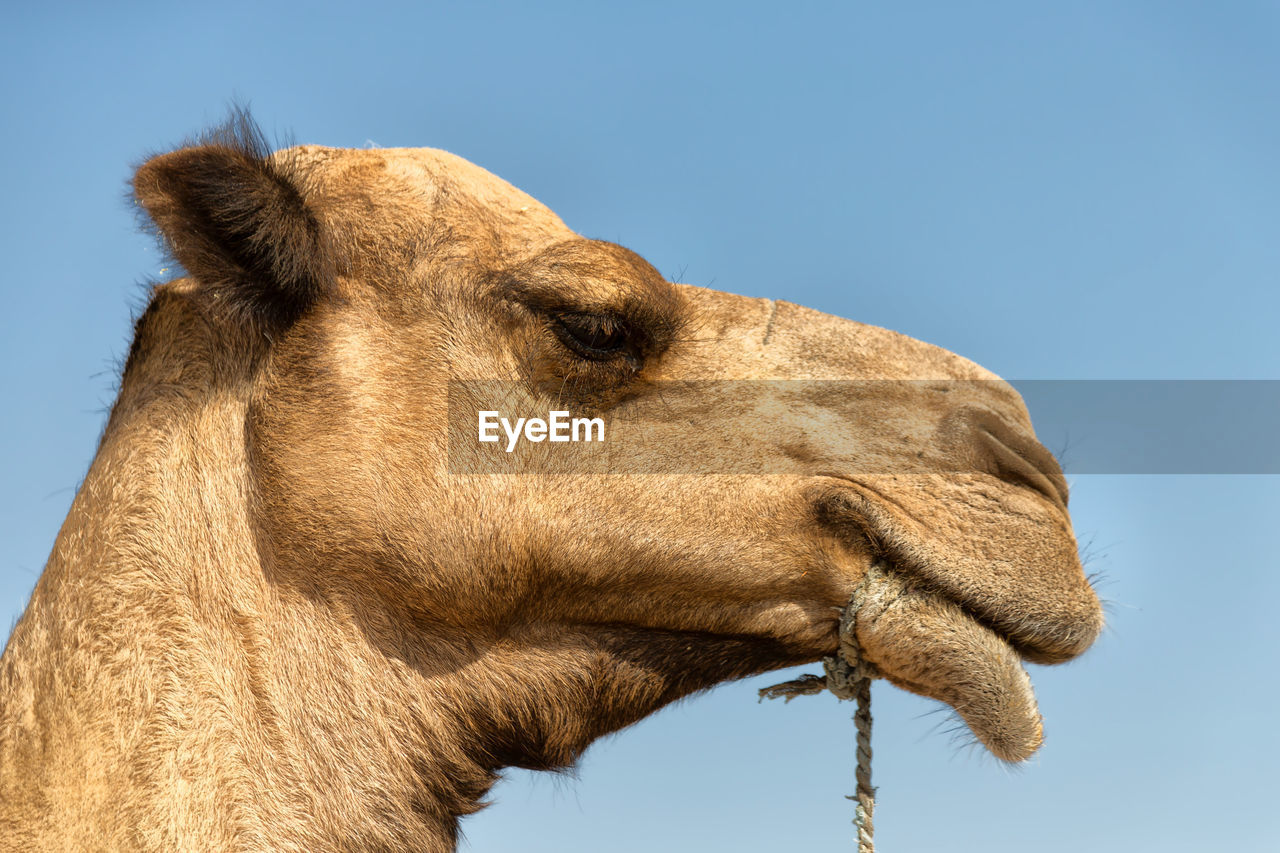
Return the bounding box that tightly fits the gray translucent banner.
[446,380,1280,475]
[1010,380,1279,474]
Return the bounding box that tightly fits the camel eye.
[554,313,629,360]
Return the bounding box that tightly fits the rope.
[759,566,881,853]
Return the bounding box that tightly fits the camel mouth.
[928,584,1093,667]
[851,565,1047,762]
[811,478,1102,761]
[812,477,1103,667]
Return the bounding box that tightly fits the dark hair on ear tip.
[132,104,335,330]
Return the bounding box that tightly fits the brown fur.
[0,116,1102,851]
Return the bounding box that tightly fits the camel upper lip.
[813,475,1093,666]
[942,585,1076,665]
[861,553,1065,665]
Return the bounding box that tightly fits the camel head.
[121,115,1103,788]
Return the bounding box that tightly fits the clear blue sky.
[3,2,1278,850]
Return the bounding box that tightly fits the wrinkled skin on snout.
[0,117,1102,850]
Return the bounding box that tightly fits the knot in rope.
[758,564,881,853]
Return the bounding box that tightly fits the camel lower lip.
[853,567,1044,762]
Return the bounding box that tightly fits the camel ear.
[132,111,333,327]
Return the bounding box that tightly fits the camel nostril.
[978,424,1070,510]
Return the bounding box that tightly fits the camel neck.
[0,382,486,851]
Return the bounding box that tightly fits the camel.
[0,113,1102,852]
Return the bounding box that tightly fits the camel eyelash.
[551,312,634,362]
